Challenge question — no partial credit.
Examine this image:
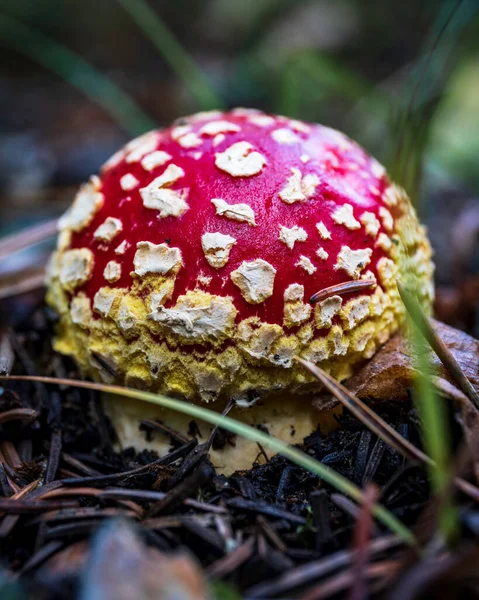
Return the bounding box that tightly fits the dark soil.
[0,297,477,599]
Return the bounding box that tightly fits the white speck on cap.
[283,284,311,327]
[171,125,191,140]
[212,134,225,147]
[371,160,386,178]
[284,283,304,302]
[379,207,394,232]
[58,180,103,233]
[93,287,119,317]
[340,296,371,330]
[201,232,237,268]
[316,247,329,260]
[288,119,311,133]
[59,248,94,291]
[140,164,189,218]
[279,168,318,204]
[334,246,372,279]
[230,259,276,304]
[215,142,266,177]
[149,292,237,341]
[278,169,305,204]
[104,260,122,282]
[70,295,92,328]
[125,132,160,163]
[278,225,308,249]
[284,301,311,327]
[120,173,139,191]
[211,198,256,226]
[316,221,332,240]
[383,184,401,207]
[315,295,342,329]
[332,204,361,230]
[141,188,189,219]
[94,217,123,243]
[248,115,276,127]
[231,107,262,116]
[271,128,300,144]
[152,164,185,187]
[296,256,316,274]
[177,132,203,148]
[133,242,183,277]
[376,232,392,252]
[141,151,172,171]
[360,212,381,237]
[115,240,128,255]
[199,121,241,136]
[377,257,397,287]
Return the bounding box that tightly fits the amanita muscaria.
[47,108,434,472]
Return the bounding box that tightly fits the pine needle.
[0,374,416,547]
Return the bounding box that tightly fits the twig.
[0,499,78,514]
[310,280,376,304]
[0,269,46,300]
[0,219,58,263]
[0,408,38,425]
[45,430,62,484]
[296,357,479,504]
[296,357,432,465]
[350,484,379,600]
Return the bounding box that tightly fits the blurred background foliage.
[0,0,478,319]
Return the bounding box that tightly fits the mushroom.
[47,109,434,473]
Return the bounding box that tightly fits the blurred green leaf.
[210,581,243,600]
[0,13,156,136]
[0,572,25,600]
[429,59,479,188]
[116,0,223,111]
[399,282,458,542]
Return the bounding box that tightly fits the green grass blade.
[1,374,416,547]
[0,13,156,136]
[410,322,458,540]
[116,0,223,111]
[399,283,458,541]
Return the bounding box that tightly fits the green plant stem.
[398,282,458,541]
[0,13,155,136]
[0,374,416,548]
[116,0,222,110]
[411,327,458,540]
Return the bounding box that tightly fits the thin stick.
[310,280,376,304]
[0,270,46,301]
[296,357,479,504]
[0,219,58,263]
[0,374,417,547]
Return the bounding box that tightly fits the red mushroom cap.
[48,108,433,402]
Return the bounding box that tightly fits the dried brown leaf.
[347,320,479,402]
[80,518,208,600]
